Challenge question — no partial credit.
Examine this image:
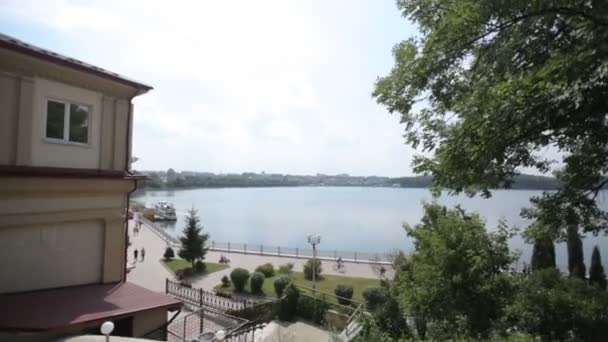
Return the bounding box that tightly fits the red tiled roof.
[0,282,181,331]
[0,33,152,92]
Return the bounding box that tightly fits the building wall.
[132,309,168,339]
[0,72,18,165]
[30,78,102,169]
[0,73,131,171]
[0,176,131,294]
[0,220,104,293]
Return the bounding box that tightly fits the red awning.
[0,282,181,331]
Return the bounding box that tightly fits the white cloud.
[1,0,415,176]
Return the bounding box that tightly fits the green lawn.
[162,258,228,276]
[214,271,380,303]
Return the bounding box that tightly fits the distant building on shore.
[0,33,181,340]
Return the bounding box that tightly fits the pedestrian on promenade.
[138,219,142,231]
[141,247,146,262]
[134,248,139,262]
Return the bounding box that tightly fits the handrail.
[139,215,393,264]
[295,284,363,307]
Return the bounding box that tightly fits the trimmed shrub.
[278,283,299,321]
[274,275,291,297]
[195,260,206,272]
[255,263,275,277]
[297,295,329,325]
[230,268,250,292]
[163,247,175,260]
[250,272,265,294]
[221,275,230,287]
[362,287,388,310]
[278,263,294,274]
[334,284,354,305]
[304,258,322,280]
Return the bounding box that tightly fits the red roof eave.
[0,282,182,331]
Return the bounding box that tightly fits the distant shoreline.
[135,184,564,192]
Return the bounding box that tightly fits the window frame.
[44,97,92,147]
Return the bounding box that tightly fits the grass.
[162,258,228,276]
[214,271,380,303]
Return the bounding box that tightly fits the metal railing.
[167,307,248,342]
[166,279,255,312]
[138,217,393,264]
[216,320,267,342]
[210,241,393,264]
[140,217,181,248]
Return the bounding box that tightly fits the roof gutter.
[123,97,137,283]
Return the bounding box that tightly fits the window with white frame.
[45,99,91,144]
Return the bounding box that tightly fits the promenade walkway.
[127,219,392,293]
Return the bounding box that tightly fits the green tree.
[589,246,607,290]
[178,209,209,268]
[531,237,556,271]
[373,1,608,239]
[505,269,608,341]
[567,225,586,279]
[399,203,515,338]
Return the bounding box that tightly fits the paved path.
[127,220,391,293]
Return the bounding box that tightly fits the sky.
[1,0,420,176]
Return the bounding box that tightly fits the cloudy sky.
[1,0,419,176]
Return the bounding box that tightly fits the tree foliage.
[373,0,608,238]
[531,237,556,271]
[505,269,608,341]
[589,245,607,290]
[178,209,209,268]
[399,203,516,338]
[567,225,586,279]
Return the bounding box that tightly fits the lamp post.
[100,321,114,342]
[307,234,321,291]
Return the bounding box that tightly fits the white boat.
[154,201,177,221]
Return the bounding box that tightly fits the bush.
[505,269,608,341]
[334,284,354,305]
[297,295,329,325]
[221,275,230,287]
[278,263,294,274]
[163,247,175,260]
[373,294,409,339]
[230,268,250,292]
[362,287,388,310]
[250,272,265,294]
[255,263,275,277]
[195,260,206,272]
[278,283,299,321]
[304,258,322,280]
[274,275,291,297]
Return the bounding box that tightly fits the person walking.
[134,248,139,262]
[137,219,142,232]
[141,247,146,262]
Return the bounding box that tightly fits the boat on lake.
[154,201,177,221]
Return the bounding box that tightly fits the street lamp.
[100,321,114,342]
[307,234,321,291]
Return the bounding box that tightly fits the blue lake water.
[133,187,608,269]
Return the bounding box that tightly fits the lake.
[132,187,608,270]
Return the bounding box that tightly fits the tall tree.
[531,237,556,271]
[567,224,586,279]
[373,1,608,239]
[589,245,607,290]
[178,208,209,268]
[399,203,515,338]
